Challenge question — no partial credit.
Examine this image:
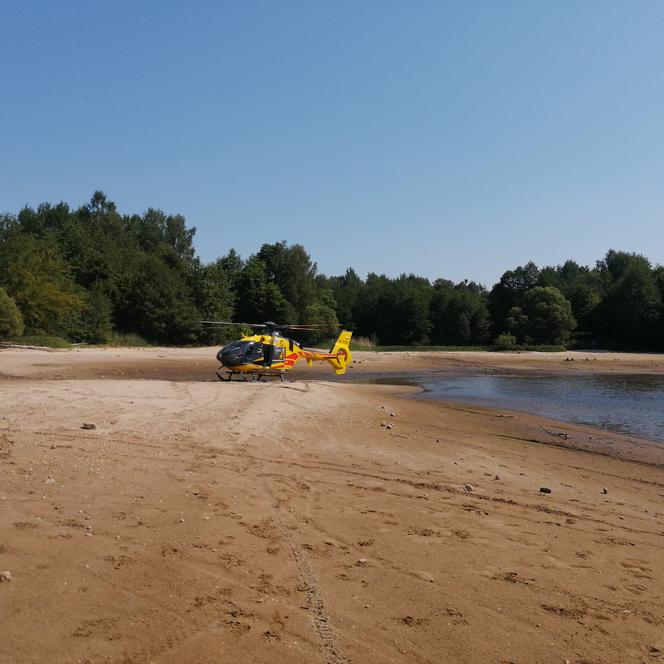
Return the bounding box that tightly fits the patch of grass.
[7,335,72,348]
[107,332,151,347]
[491,344,567,352]
[514,344,567,353]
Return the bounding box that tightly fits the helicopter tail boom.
[303,330,353,374]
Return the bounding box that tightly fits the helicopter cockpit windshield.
[217,340,265,367]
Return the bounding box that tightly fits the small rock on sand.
[540,487,552,494]
[81,422,96,430]
[463,484,474,493]
[602,487,608,494]
[0,571,12,582]
[386,424,393,430]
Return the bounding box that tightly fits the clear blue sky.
[1,1,663,285]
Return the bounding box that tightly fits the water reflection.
[418,373,664,443]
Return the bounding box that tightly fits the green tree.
[520,286,576,344]
[302,302,340,344]
[382,275,432,345]
[538,260,603,339]
[190,260,236,344]
[127,207,196,266]
[235,256,295,324]
[122,255,201,344]
[430,280,489,345]
[0,232,85,335]
[488,261,539,336]
[73,286,113,344]
[0,286,24,339]
[590,252,660,348]
[257,242,317,318]
[328,268,362,329]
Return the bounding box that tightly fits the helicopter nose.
[217,345,242,367]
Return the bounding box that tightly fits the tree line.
[1,192,663,350]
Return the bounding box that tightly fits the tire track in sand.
[263,479,348,664]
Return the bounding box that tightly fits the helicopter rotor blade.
[199,320,342,332]
[200,321,267,328]
[281,324,342,329]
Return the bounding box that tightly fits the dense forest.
[1,192,663,351]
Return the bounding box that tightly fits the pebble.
[390,412,396,417]
[540,487,552,494]
[463,484,474,493]
[355,558,368,566]
[0,571,12,582]
[386,424,393,430]
[602,487,608,494]
[81,422,97,430]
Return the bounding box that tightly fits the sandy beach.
[1,347,664,663]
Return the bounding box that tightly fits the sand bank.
[1,348,663,663]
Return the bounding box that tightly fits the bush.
[108,332,150,347]
[0,287,24,339]
[73,287,113,344]
[12,335,71,348]
[494,333,517,351]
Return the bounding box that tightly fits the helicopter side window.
[244,342,264,363]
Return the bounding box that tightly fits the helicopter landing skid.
[216,367,286,382]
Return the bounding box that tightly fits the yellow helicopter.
[201,321,353,381]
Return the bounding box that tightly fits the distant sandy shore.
[4,345,664,380]
[1,347,663,663]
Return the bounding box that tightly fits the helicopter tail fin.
[327,330,353,375]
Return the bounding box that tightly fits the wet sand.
[1,347,664,663]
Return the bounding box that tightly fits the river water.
[413,373,664,443]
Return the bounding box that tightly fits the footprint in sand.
[621,560,653,579]
[541,603,586,620]
[451,529,471,539]
[72,617,118,639]
[625,583,648,595]
[408,527,442,537]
